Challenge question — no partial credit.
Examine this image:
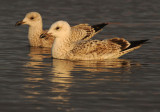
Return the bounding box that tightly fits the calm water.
[0,0,160,112]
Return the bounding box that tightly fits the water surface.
[0,0,160,112]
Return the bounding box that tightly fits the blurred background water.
[0,0,160,112]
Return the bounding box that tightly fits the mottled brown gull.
[16,12,108,48]
[41,21,148,60]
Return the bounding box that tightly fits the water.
[0,0,160,112]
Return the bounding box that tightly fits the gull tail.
[91,23,109,32]
[118,39,149,57]
[125,39,149,50]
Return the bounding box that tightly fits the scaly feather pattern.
[42,21,148,60]
[16,12,108,47]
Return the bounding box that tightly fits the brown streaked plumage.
[16,12,108,48]
[71,22,108,41]
[41,23,108,43]
[43,20,148,60]
[15,12,53,47]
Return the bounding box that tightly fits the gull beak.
[40,33,47,38]
[15,21,25,26]
[40,33,53,38]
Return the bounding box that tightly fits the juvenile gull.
[41,21,148,60]
[16,12,108,48]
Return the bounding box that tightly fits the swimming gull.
[16,12,108,48]
[41,20,149,60]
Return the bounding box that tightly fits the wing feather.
[72,24,95,40]
[71,39,122,56]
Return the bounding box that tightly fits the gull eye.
[55,27,60,30]
[30,17,34,20]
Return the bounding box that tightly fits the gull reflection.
[74,59,132,73]
[22,47,141,111]
[27,47,51,60]
[22,47,52,100]
[51,58,140,74]
[49,58,141,105]
[49,59,74,104]
[24,47,51,74]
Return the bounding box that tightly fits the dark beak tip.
[15,21,23,26]
[15,22,21,26]
[40,34,46,38]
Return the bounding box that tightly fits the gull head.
[48,21,71,38]
[41,21,71,39]
[15,12,42,26]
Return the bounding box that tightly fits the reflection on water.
[24,47,141,75]
[27,47,51,61]
[22,47,52,102]
[1,0,160,111]
[25,47,51,66]
[50,59,73,104]
[52,58,141,75]
[21,47,142,111]
[24,47,51,75]
[51,58,141,86]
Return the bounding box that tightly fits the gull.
[41,20,148,60]
[15,12,108,48]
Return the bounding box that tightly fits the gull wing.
[72,23,108,41]
[70,39,122,56]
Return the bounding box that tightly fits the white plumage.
[16,12,108,48]
[43,20,148,60]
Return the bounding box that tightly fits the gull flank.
[41,20,148,60]
[16,12,108,48]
